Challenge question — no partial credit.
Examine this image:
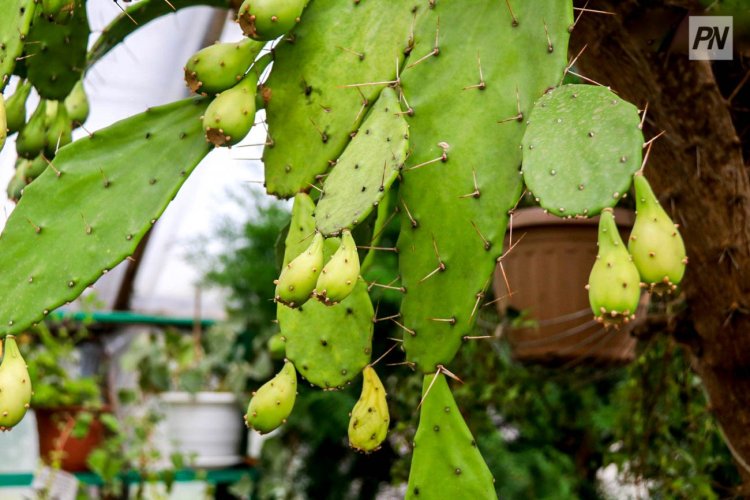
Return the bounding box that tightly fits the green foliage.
[0,0,35,92]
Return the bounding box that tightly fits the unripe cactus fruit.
[0,94,6,152]
[348,366,389,453]
[64,80,89,128]
[245,360,297,434]
[16,100,47,159]
[0,336,32,431]
[628,174,687,294]
[202,71,258,147]
[4,80,32,135]
[184,38,262,95]
[314,230,360,305]
[238,0,306,41]
[587,209,641,328]
[44,100,72,157]
[7,158,31,202]
[275,232,324,307]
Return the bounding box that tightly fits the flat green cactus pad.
[25,0,89,100]
[406,373,496,500]
[0,0,36,92]
[0,98,211,335]
[521,84,644,217]
[262,0,415,197]
[398,0,572,372]
[278,194,373,389]
[315,88,408,236]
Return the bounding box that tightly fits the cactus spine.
[0,336,32,431]
[245,360,297,434]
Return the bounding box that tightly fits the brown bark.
[571,0,750,487]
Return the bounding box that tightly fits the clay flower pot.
[35,406,107,472]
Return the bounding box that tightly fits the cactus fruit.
[202,71,258,147]
[0,0,36,91]
[0,336,32,431]
[184,38,262,95]
[521,84,644,218]
[6,158,31,202]
[406,372,496,499]
[0,95,5,152]
[628,174,687,294]
[64,80,89,127]
[275,232,324,308]
[348,365,389,453]
[237,0,306,41]
[43,100,72,157]
[314,230,360,305]
[40,0,76,24]
[587,209,642,327]
[245,360,297,434]
[16,99,47,159]
[4,80,31,135]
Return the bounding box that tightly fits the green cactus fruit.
[4,80,31,135]
[202,71,258,147]
[44,100,72,158]
[0,94,5,152]
[237,0,305,41]
[348,365,389,453]
[16,99,47,159]
[0,336,32,431]
[64,80,89,127]
[628,174,687,295]
[245,360,297,434]
[587,208,642,328]
[267,333,286,359]
[25,154,48,182]
[184,38,262,95]
[41,0,76,24]
[6,158,31,202]
[275,232,324,307]
[314,230,360,305]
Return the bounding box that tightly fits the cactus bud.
[16,100,47,159]
[4,80,32,135]
[184,38,262,95]
[245,360,297,434]
[628,174,687,295]
[275,232,324,307]
[238,0,307,41]
[0,336,33,431]
[64,80,89,128]
[44,100,72,158]
[202,70,258,147]
[7,158,32,202]
[348,366,389,453]
[315,231,360,305]
[587,209,641,327]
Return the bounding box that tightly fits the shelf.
[50,310,216,329]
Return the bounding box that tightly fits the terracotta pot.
[35,406,107,472]
[493,207,643,364]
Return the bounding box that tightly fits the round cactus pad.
[521,84,643,218]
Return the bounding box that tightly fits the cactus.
[521,84,644,218]
[314,87,408,236]
[24,0,89,100]
[245,360,297,434]
[40,0,76,24]
[629,174,687,294]
[0,0,36,91]
[185,38,263,96]
[202,68,259,147]
[7,158,31,202]
[4,80,32,135]
[348,365,389,453]
[262,0,414,197]
[314,230,360,305]
[0,95,5,152]
[16,99,47,159]
[0,97,211,336]
[275,232,324,307]
[398,1,572,373]
[43,100,72,158]
[0,336,32,431]
[587,208,642,328]
[63,80,88,127]
[237,0,307,41]
[406,372,495,499]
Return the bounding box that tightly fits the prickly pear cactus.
[245,360,298,434]
[0,0,36,91]
[262,0,414,197]
[587,208,642,327]
[314,87,408,236]
[0,98,211,336]
[237,0,307,41]
[16,99,46,159]
[185,38,262,96]
[0,336,32,431]
[348,365,389,453]
[64,80,89,127]
[521,84,644,218]
[275,232,324,307]
[398,0,573,372]
[202,69,259,147]
[4,80,32,134]
[314,230,360,305]
[406,372,495,499]
[629,174,687,294]
[0,95,5,151]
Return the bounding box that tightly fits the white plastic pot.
[157,392,244,468]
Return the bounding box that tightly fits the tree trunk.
[570,0,750,487]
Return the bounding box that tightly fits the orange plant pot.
[35,406,107,472]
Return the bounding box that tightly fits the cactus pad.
[262,0,414,197]
[0,98,211,335]
[406,373,495,499]
[314,87,408,236]
[521,84,644,218]
[0,0,35,92]
[398,1,572,372]
[25,0,89,100]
